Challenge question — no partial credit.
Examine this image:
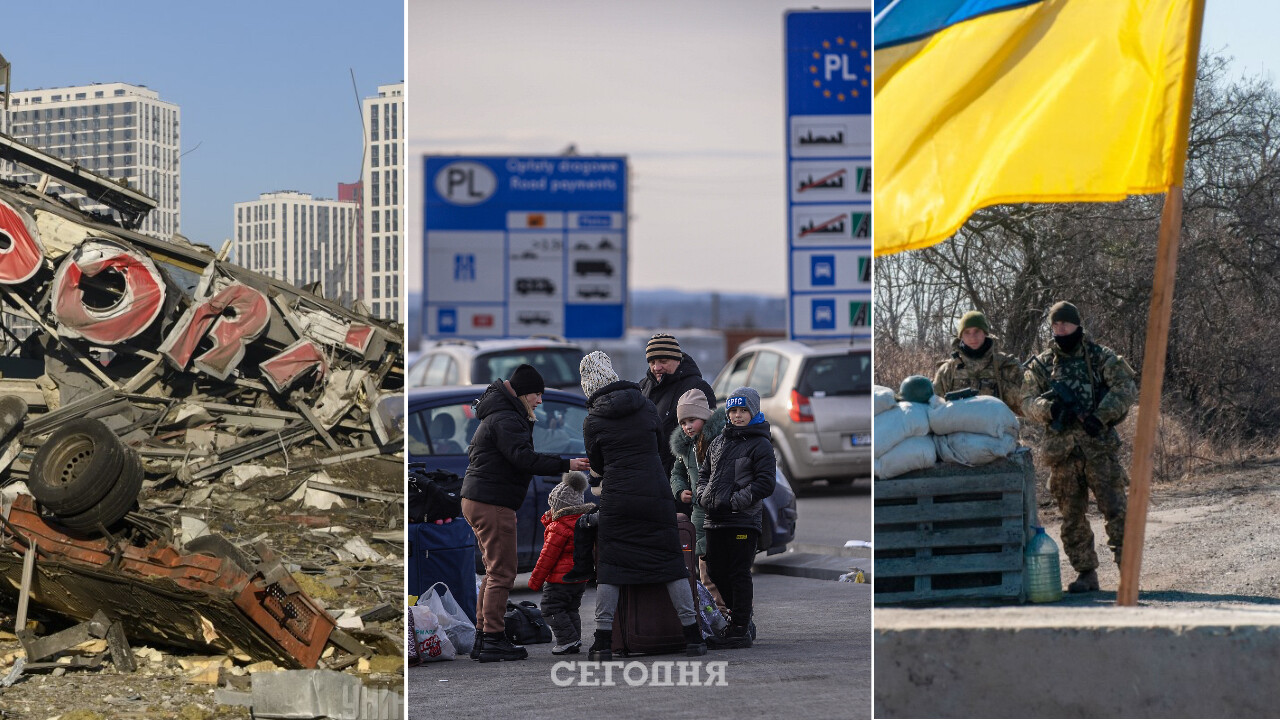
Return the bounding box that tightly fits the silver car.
[711,340,871,487]
[406,337,585,394]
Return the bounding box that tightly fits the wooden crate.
[874,448,1037,604]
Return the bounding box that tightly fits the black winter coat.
[460,381,569,511]
[638,353,717,478]
[696,420,776,532]
[583,380,688,586]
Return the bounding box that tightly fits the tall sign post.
[785,9,872,341]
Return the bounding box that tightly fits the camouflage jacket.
[1021,335,1137,456]
[932,336,1024,414]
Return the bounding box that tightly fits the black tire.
[186,533,255,572]
[55,446,143,534]
[28,418,124,515]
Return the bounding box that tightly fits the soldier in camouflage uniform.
[933,310,1023,414]
[1021,302,1137,593]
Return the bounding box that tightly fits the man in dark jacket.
[697,386,776,649]
[579,350,706,661]
[637,334,718,492]
[461,364,590,663]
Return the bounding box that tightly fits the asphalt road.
[408,575,870,719]
[794,480,872,549]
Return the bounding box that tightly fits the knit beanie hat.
[645,333,683,363]
[1049,301,1082,326]
[508,364,545,396]
[725,386,761,418]
[957,310,990,337]
[549,471,588,512]
[579,351,620,399]
[676,388,713,422]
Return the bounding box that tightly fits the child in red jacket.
[528,471,595,654]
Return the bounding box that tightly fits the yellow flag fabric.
[873,0,1204,256]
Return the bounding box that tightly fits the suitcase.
[611,513,698,656]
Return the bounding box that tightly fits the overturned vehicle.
[0,134,404,670]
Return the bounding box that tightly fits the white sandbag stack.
[928,395,1019,466]
[873,386,937,479]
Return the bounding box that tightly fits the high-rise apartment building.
[232,191,358,306]
[6,83,180,240]
[361,83,403,321]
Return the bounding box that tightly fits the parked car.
[711,339,871,487]
[408,385,797,572]
[406,337,585,394]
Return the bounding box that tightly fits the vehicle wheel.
[28,418,125,515]
[55,446,144,533]
[186,533,255,572]
[772,442,795,486]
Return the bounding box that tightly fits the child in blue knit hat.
[695,386,775,648]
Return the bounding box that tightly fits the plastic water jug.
[1024,526,1063,603]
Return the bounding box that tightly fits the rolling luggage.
[610,514,698,656]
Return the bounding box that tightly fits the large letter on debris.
[0,199,45,284]
[51,240,165,345]
[159,283,270,380]
[260,339,329,393]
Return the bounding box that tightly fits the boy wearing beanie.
[528,472,596,654]
[696,386,776,648]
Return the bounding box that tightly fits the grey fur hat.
[580,350,620,399]
[549,471,589,512]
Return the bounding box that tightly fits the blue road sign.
[424,156,628,339]
[785,9,872,341]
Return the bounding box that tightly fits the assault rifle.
[1025,355,1095,434]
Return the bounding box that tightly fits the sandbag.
[873,385,897,415]
[934,431,1017,466]
[874,435,937,479]
[873,400,931,459]
[928,394,1018,438]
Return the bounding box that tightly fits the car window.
[406,355,431,386]
[716,352,754,398]
[797,351,872,397]
[407,404,472,455]
[443,357,459,385]
[474,348,583,389]
[746,351,788,398]
[531,399,588,454]
[424,354,452,385]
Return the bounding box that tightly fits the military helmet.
[899,375,934,404]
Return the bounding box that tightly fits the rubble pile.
[0,136,404,710]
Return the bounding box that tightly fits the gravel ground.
[1038,457,1280,607]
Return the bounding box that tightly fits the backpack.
[408,465,463,523]
[504,601,553,644]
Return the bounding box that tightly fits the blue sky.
[1203,0,1280,79]
[2,1,403,249]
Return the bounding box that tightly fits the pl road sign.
[785,8,871,341]
[424,156,627,339]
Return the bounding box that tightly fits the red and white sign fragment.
[260,339,329,394]
[0,199,45,284]
[51,240,165,345]
[159,283,270,380]
[343,324,374,355]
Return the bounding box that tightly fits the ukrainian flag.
[873,0,1204,255]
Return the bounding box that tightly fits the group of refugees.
[931,302,1138,595]
[459,334,775,663]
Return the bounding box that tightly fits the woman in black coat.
[578,350,705,660]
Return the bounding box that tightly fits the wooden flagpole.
[1116,0,1205,607]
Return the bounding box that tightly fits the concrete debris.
[341,538,385,564]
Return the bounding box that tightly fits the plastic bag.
[873,401,931,458]
[410,605,456,662]
[419,581,476,655]
[874,435,937,479]
[407,605,420,666]
[695,581,728,639]
[873,385,897,415]
[934,430,1017,466]
[927,394,1018,438]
